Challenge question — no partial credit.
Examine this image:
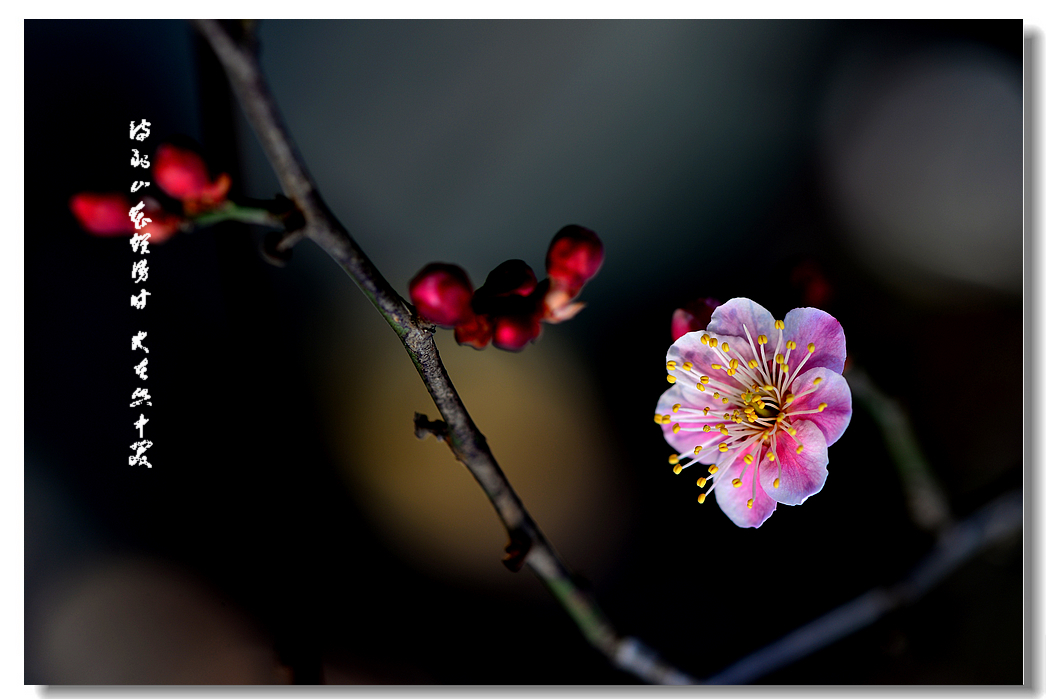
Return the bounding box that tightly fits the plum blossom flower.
[654,298,851,528]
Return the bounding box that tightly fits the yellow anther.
[654,414,664,424]
[700,375,710,384]
[788,427,797,436]
[719,443,729,452]
[703,425,711,432]
[813,377,823,385]
[711,363,722,370]
[726,368,736,376]
[697,493,706,504]
[782,364,789,373]
[701,334,710,345]
[672,423,681,434]
[702,407,710,415]
[784,393,794,403]
[757,334,768,345]
[694,446,703,454]
[732,478,742,488]
[721,342,730,352]
[708,465,719,474]
[796,444,804,454]
[808,343,815,353]
[666,361,677,370]
[668,454,680,465]
[696,477,707,487]
[729,358,738,369]
[673,464,683,475]
[746,498,754,509]
[768,451,776,462]
[713,392,721,399]
[666,375,676,384]
[743,454,754,465]
[764,384,773,391]
[673,403,681,412]
[748,359,758,368]
[663,414,673,422]
[682,362,693,371]
[786,340,796,350]
[774,319,785,330]
[775,354,784,364]
[720,427,729,436]
[744,406,755,413]
[818,402,827,412]
[695,383,706,392]
[748,415,756,423]
[773,478,780,488]
[709,338,718,348]
[722,398,729,404]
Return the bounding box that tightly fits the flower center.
[657,319,829,509]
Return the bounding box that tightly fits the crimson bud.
[546,225,603,295]
[409,263,475,328]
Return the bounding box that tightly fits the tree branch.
[705,488,1021,684]
[192,19,693,685]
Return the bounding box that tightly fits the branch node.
[260,195,307,266]
[413,412,449,442]
[502,529,533,573]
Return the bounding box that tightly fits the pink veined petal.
[706,298,775,342]
[655,384,728,460]
[713,451,777,528]
[787,367,852,447]
[758,420,829,506]
[782,307,846,375]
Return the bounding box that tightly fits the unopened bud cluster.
[409,225,604,351]
[70,144,231,244]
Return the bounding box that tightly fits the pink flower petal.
[782,307,846,375]
[786,367,852,447]
[713,451,777,528]
[706,298,775,341]
[758,420,828,506]
[655,384,727,460]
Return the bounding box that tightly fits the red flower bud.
[546,225,603,295]
[69,193,135,235]
[671,297,720,341]
[154,144,231,212]
[492,313,542,352]
[454,312,493,349]
[409,263,475,327]
[70,193,181,243]
[791,260,833,308]
[482,259,538,298]
[139,199,182,244]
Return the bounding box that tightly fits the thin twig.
[192,19,694,685]
[847,366,953,534]
[705,488,1021,684]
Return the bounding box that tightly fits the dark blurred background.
[25,20,1023,684]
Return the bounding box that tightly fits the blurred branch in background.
[707,487,1021,684]
[192,19,693,685]
[847,366,953,534]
